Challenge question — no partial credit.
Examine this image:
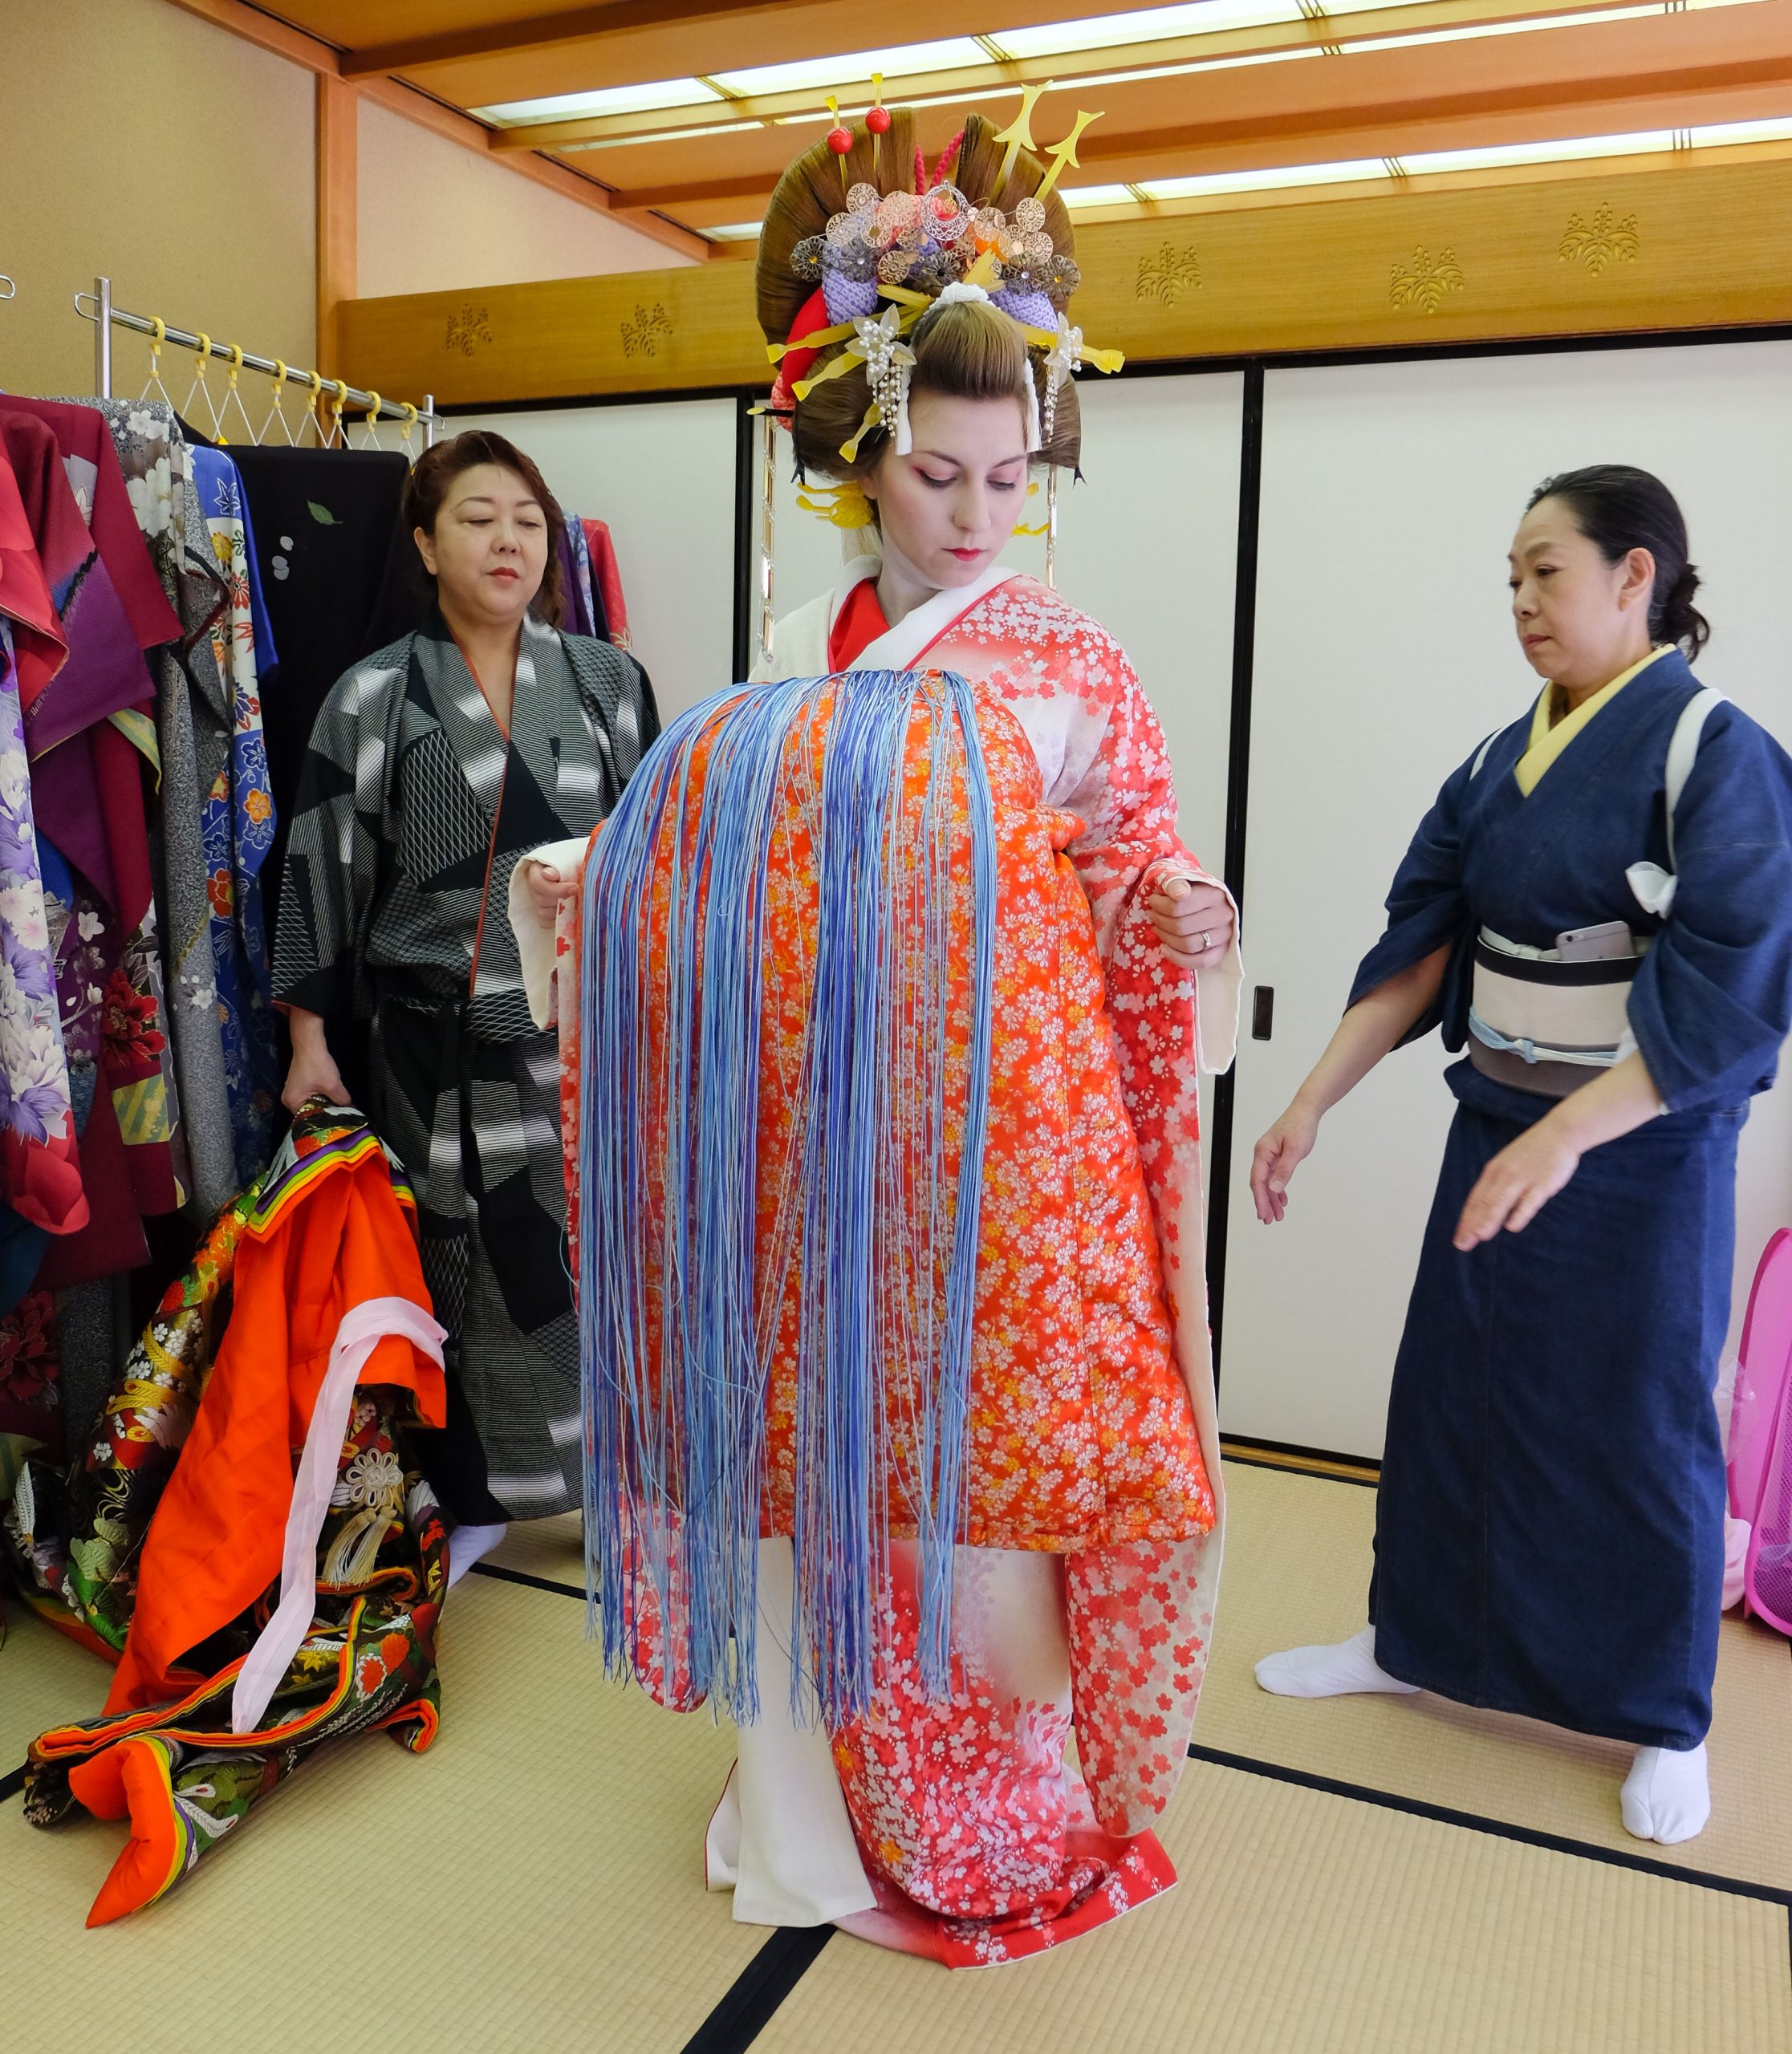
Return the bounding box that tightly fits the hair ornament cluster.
[761,93,1126,496]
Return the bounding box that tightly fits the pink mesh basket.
[1729,1228,1792,1637]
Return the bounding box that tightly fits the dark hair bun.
[1658,563,1711,660]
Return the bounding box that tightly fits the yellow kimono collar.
[1514,646,1672,796]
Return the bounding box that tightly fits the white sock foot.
[1620,1743,1710,1845]
[1254,1624,1421,1699]
[445,1520,509,1590]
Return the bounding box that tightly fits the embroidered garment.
[4,1173,258,1657]
[539,580,1233,1963]
[274,612,656,1520]
[189,445,280,1184]
[17,1101,449,1926]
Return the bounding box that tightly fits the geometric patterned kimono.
[1352,647,1792,1752]
[273,608,656,1520]
[533,558,1237,1967]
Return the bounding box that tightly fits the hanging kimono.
[582,518,632,649]
[528,560,1238,1966]
[228,445,412,930]
[67,396,240,1224]
[14,1101,448,1927]
[0,400,189,1260]
[189,444,281,1185]
[557,520,597,639]
[1351,647,1792,1749]
[273,611,656,1521]
[0,456,84,1248]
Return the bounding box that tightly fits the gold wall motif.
[339,156,1792,404]
[1388,247,1466,315]
[1558,205,1643,274]
[1136,246,1203,306]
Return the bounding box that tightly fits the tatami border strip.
[1185,1741,1792,1911]
[469,1560,587,1601]
[680,1925,835,2054]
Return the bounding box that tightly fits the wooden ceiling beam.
[340,1,798,79]
[334,0,1121,86]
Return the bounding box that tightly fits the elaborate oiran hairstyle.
[757,112,1103,484]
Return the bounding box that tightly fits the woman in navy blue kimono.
[1250,465,1792,1845]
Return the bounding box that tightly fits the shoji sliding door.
[1219,341,1792,1459]
[453,397,740,720]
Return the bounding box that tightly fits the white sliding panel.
[453,398,739,720]
[768,372,1245,1182]
[1221,342,1792,1459]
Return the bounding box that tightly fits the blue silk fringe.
[578,668,996,1728]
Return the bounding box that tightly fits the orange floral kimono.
[519,558,1238,1968]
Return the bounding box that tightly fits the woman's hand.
[1148,873,1235,972]
[522,860,581,932]
[282,1009,351,1116]
[1453,1124,1582,1249]
[1250,1098,1320,1224]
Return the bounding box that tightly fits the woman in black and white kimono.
[273,431,656,1563]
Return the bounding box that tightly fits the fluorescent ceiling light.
[561,120,755,152]
[712,41,990,97]
[476,78,718,125]
[1144,158,1386,197]
[995,2,1299,55]
[1406,129,1672,173]
[1075,43,1322,85]
[1061,184,1142,207]
[1349,4,1656,51]
[1692,116,1792,144]
[703,222,764,240]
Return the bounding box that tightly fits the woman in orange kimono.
[516,109,1240,1967]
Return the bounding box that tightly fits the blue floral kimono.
[1353,647,1792,1750]
[189,446,280,1185]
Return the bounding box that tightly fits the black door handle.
[1252,986,1274,1041]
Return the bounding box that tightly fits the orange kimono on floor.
[109,1126,445,1712]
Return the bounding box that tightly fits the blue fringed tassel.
[578,668,997,1728]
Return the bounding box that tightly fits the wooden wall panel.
[338,154,1792,406]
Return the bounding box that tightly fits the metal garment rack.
[74,276,437,443]
[0,275,15,302]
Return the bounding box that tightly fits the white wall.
[1219,343,1792,1458]
[453,399,738,721]
[357,100,697,300]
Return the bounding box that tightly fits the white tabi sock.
[1254,1623,1422,1699]
[445,1520,509,1590]
[1620,1743,1710,1845]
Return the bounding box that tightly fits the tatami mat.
[0,1572,758,2054]
[1200,1461,1792,1890]
[4,1458,1790,2054]
[759,1756,1792,2054]
[0,1603,112,1768]
[487,1506,586,1589]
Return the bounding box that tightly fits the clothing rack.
[74,276,437,444]
[0,275,15,301]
